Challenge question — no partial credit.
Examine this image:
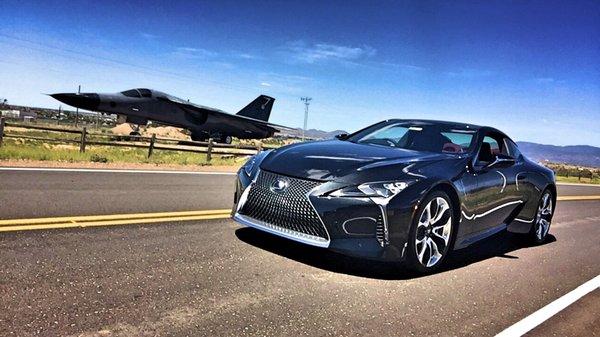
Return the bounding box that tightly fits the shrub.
[90,154,109,163]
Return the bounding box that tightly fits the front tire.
[191,131,209,142]
[405,191,455,273]
[220,135,233,144]
[529,189,554,244]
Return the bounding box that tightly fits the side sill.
[454,223,507,250]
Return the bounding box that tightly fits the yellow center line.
[0,213,231,233]
[1,196,598,233]
[557,195,600,201]
[0,209,231,227]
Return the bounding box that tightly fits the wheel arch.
[415,181,462,241]
[426,182,461,225]
[546,182,557,207]
[542,182,557,224]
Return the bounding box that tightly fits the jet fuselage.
[51,88,277,143]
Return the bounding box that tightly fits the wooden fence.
[0,118,277,162]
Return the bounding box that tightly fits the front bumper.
[233,213,330,247]
[232,169,413,261]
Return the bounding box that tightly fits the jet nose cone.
[50,93,100,110]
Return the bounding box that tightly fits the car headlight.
[329,181,410,198]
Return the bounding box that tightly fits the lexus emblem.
[270,178,290,194]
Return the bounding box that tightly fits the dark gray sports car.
[232,120,556,273]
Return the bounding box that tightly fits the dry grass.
[0,138,242,167]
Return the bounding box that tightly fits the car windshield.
[347,121,476,154]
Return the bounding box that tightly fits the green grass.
[556,175,600,185]
[4,128,121,143]
[0,138,241,167]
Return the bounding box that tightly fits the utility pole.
[300,97,312,141]
[75,85,81,127]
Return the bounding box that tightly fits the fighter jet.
[51,88,283,144]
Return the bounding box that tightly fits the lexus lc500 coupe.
[232,119,556,273]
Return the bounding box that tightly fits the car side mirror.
[485,154,515,169]
[335,133,349,140]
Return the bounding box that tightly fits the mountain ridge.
[516,141,600,168]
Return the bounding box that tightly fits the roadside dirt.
[111,124,190,140]
[0,159,240,172]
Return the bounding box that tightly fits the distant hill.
[517,142,600,168]
[281,128,348,139]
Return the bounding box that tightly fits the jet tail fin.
[236,95,274,121]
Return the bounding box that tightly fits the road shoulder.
[0,159,240,173]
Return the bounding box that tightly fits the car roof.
[386,118,482,130]
[386,119,510,137]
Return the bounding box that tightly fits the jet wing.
[157,95,292,132]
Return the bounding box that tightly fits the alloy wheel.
[415,197,453,267]
[535,192,553,241]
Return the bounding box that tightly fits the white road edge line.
[495,274,600,337]
[0,167,237,175]
[556,182,600,187]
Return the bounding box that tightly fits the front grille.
[239,170,329,240]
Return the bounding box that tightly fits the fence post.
[80,127,87,152]
[148,134,156,158]
[0,117,5,147]
[206,138,213,162]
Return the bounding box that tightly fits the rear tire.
[405,190,455,274]
[528,189,554,244]
[191,132,207,142]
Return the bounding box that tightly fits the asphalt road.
[0,169,596,218]
[0,170,236,219]
[0,168,599,336]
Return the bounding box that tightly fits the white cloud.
[171,47,218,59]
[375,62,426,72]
[256,72,314,94]
[140,33,159,40]
[285,41,376,64]
[212,61,235,69]
[239,53,258,59]
[445,69,494,78]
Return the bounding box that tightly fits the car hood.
[259,140,451,182]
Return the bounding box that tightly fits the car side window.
[504,139,522,159]
[483,136,500,155]
[477,134,509,165]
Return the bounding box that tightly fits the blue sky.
[0,0,599,146]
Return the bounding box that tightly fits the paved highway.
[0,168,598,336]
[0,168,597,218]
